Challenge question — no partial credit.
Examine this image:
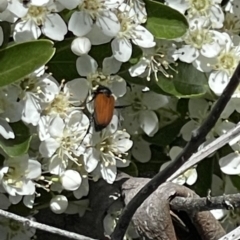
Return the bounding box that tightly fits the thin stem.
[0,209,95,240]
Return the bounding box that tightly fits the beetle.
[92,85,115,131]
[80,85,131,145]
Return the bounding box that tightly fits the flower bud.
[60,170,82,191]
[71,37,91,56]
[50,195,68,214]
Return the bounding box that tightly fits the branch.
[170,193,240,212]
[167,122,240,182]
[111,63,240,240]
[0,209,96,240]
[219,226,240,240]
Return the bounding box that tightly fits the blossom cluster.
[0,0,239,238]
[0,0,169,238]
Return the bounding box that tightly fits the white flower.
[0,216,36,240]
[178,17,224,63]
[111,3,155,62]
[129,39,178,81]
[71,37,92,56]
[39,111,89,174]
[43,78,89,118]
[207,33,240,96]
[165,0,224,28]
[0,154,41,196]
[223,12,240,37]
[76,54,126,97]
[120,85,168,136]
[68,0,122,37]
[9,0,67,42]
[0,85,23,139]
[83,116,132,183]
[160,146,197,185]
[19,66,59,126]
[193,34,239,95]
[50,195,68,214]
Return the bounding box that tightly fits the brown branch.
[36,175,226,240]
[170,193,240,212]
[111,63,240,239]
[121,178,225,240]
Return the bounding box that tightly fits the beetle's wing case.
[94,93,115,132]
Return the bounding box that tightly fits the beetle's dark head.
[95,85,112,96]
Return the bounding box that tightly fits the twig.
[167,123,240,182]
[219,226,240,240]
[0,209,96,240]
[170,193,240,212]
[111,63,240,240]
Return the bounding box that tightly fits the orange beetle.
[93,85,115,131]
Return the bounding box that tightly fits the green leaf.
[157,62,208,97]
[89,43,112,65]
[145,0,188,39]
[0,22,11,48]
[177,98,189,117]
[0,40,55,87]
[229,175,240,191]
[0,121,32,157]
[59,9,75,22]
[143,118,187,146]
[47,38,78,81]
[119,61,208,97]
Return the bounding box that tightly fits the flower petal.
[139,110,159,136]
[42,14,67,41]
[111,37,132,62]
[76,54,98,77]
[69,11,93,36]
[219,152,240,175]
